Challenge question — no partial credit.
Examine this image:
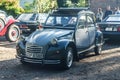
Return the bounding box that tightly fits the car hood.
[16,20,38,25]
[26,29,73,46]
[98,21,120,25]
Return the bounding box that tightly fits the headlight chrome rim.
[50,38,58,45]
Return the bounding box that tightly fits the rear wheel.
[5,24,20,42]
[0,18,5,31]
[62,47,73,70]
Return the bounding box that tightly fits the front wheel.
[5,24,20,42]
[94,45,102,55]
[62,47,73,70]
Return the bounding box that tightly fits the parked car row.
[1,9,120,42]
[1,8,120,70]
[0,10,48,41]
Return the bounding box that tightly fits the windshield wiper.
[63,24,75,27]
[53,24,63,26]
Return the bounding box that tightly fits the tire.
[62,47,73,70]
[20,60,28,65]
[5,24,20,42]
[94,45,102,55]
[0,18,5,31]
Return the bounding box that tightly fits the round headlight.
[51,38,58,45]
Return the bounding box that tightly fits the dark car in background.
[15,13,48,35]
[98,14,120,40]
[16,8,103,69]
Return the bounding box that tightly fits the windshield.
[38,13,48,23]
[17,13,38,21]
[105,16,120,22]
[45,15,77,29]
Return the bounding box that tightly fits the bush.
[0,0,24,17]
[57,0,88,7]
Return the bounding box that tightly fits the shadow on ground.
[0,52,120,80]
[0,36,16,48]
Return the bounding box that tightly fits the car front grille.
[25,43,44,59]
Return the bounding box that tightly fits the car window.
[17,13,37,21]
[45,15,77,28]
[87,15,94,24]
[78,15,86,28]
[38,13,48,23]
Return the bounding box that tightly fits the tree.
[57,0,67,7]
[24,2,34,12]
[32,0,57,13]
[71,0,79,3]
[57,0,88,7]
[0,0,24,17]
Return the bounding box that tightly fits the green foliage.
[57,0,67,7]
[32,0,57,13]
[23,0,57,13]
[24,2,34,12]
[57,0,88,7]
[0,0,88,16]
[71,0,79,3]
[0,0,24,17]
[31,0,88,13]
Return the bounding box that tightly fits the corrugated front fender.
[46,39,78,61]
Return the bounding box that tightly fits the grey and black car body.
[16,8,103,69]
[98,14,120,40]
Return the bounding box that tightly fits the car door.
[75,14,90,51]
[86,13,96,46]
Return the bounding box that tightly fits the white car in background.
[0,10,7,31]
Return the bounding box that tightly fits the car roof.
[16,13,48,18]
[19,13,47,15]
[50,7,92,16]
[78,10,94,15]
[108,14,120,17]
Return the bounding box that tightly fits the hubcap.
[11,31,16,36]
[67,49,73,68]
[9,26,19,41]
[98,46,102,53]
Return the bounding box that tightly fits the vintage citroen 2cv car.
[16,8,103,69]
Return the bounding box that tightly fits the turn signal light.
[38,25,42,29]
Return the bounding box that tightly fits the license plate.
[105,27,112,31]
[26,53,43,59]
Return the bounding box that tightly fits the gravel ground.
[0,37,120,80]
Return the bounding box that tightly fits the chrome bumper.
[16,55,61,64]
